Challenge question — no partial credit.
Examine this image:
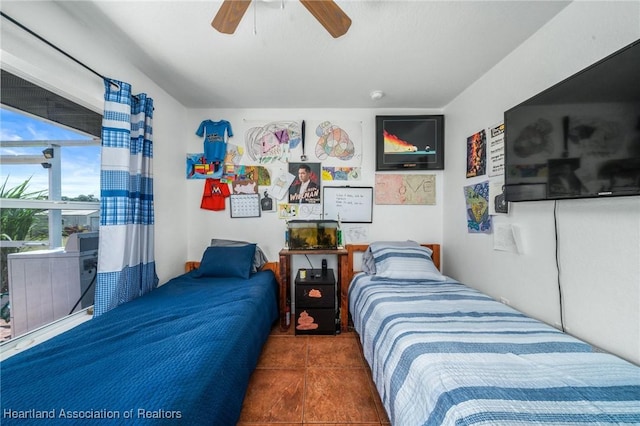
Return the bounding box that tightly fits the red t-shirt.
[201,178,230,211]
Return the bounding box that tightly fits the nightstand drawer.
[295,283,335,308]
[295,269,335,286]
[294,308,335,335]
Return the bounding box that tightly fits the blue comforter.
[1,270,278,425]
[349,273,640,426]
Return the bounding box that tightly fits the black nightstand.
[294,269,336,335]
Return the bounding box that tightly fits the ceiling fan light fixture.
[370,90,384,101]
[212,0,351,38]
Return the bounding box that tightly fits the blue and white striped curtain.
[94,79,158,317]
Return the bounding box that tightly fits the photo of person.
[494,184,508,214]
[288,162,321,204]
[260,190,274,211]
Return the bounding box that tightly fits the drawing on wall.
[464,181,492,233]
[278,203,298,219]
[306,120,362,166]
[488,123,505,177]
[224,143,244,165]
[466,129,487,178]
[296,204,323,220]
[321,167,361,181]
[344,225,369,243]
[288,162,321,204]
[223,165,270,185]
[374,174,436,205]
[232,179,258,194]
[186,153,222,179]
[242,120,301,164]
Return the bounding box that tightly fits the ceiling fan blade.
[211,0,252,34]
[299,0,351,38]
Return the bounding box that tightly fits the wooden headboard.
[340,243,440,332]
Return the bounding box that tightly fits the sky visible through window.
[0,107,100,198]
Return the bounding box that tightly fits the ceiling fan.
[212,0,352,38]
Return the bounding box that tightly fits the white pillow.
[370,244,445,281]
[362,240,420,274]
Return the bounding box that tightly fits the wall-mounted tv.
[504,39,640,202]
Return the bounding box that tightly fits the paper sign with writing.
[375,174,436,205]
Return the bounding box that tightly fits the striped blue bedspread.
[349,273,640,425]
[2,269,278,425]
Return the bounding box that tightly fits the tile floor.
[237,327,391,425]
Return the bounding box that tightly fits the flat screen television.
[504,39,640,202]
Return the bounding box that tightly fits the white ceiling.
[2,0,571,109]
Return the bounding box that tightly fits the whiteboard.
[322,186,373,223]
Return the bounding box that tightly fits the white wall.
[442,1,640,364]
[1,1,189,284]
[184,108,445,262]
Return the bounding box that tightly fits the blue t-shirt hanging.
[195,119,233,163]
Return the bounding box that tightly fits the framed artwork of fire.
[375,115,445,171]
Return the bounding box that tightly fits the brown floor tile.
[257,335,308,369]
[361,360,390,424]
[368,381,390,424]
[238,368,305,423]
[240,330,386,425]
[306,335,365,368]
[303,368,380,423]
[310,424,381,426]
[237,424,301,426]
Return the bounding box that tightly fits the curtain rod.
[1,11,117,89]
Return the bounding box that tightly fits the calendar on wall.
[229,194,261,218]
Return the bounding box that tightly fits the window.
[0,70,102,342]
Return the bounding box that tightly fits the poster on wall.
[463,181,492,233]
[466,129,487,178]
[288,162,321,204]
[375,115,445,171]
[487,123,505,177]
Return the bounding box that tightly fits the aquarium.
[287,220,338,250]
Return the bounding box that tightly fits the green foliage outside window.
[0,177,47,323]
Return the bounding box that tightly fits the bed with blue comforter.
[347,242,640,426]
[1,246,278,425]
